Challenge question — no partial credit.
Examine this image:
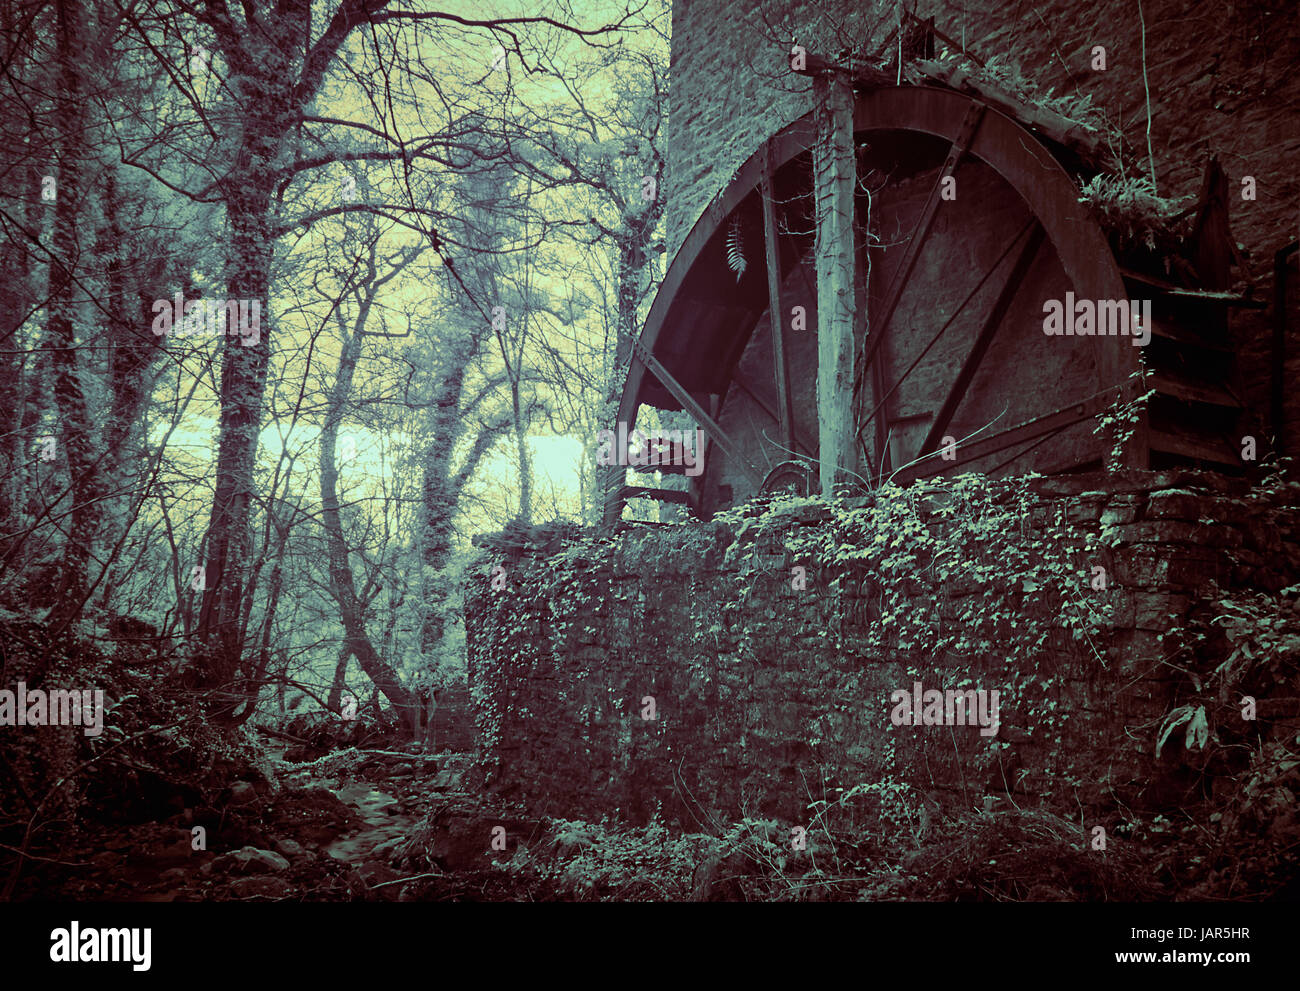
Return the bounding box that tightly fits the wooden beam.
[918,224,1046,459]
[853,99,986,405]
[761,156,796,456]
[626,335,765,489]
[1148,427,1240,467]
[812,69,858,496]
[1120,267,1266,307]
[896,385,1124,484]
[1148,371,1240,409]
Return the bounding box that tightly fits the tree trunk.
[44,0,100,620]
[319,311,416,732]
[195,173,275,697]
[327,644,352,713]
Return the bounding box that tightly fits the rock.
[273,838,307,861]
[229,876,293,900]
[148,830,198,867]
[218,846,290,874]
[430,769,460,791]
[356,862,399,888]
[228,781,259,806]
[422,807,539,871]
[371,836,404,861]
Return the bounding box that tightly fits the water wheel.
[606,74,1255,524]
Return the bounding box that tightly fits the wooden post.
[761,157,796,457]
[811,69,857,496]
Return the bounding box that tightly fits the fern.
[725,217,746,282]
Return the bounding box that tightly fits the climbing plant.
[716,473,1117,798]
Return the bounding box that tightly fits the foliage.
[522,811,702,900]
[1093,369,1156,467]
[1077,173,1192,253]
[1130,579,1300,898]
[465,799,1158,902]
[968,54,1106,132]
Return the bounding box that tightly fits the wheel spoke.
[917,223,1046,461]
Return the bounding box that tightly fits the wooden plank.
[761,157,797,455]
[618,485,692,505]
[1119,267,1267,308]
[1149,371,1241,409]
[918,224,1046,460]
[1148,427,1239,466]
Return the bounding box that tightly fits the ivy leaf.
[1156,705,1194,757]
[1184,705,1210,751]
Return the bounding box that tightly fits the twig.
[1137,0,1157,191]
[370,870,444,889]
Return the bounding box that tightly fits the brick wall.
[466,468,1300,827]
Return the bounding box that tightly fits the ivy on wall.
[716,472,1117,800]
[467,472,1124,810]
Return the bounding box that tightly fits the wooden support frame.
[627,335,765,489]
[760,151,797,456]
[853,99,986,407]
[918,224,1047,459]
[895,384,1127,484]
[608,85,1147,522]
[853,215,1037,445]
[812,69,859,496]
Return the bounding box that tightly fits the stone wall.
[466,468,1300,828]
[663,0,1300,456]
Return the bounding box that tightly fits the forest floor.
[19,740,480,901]
[4,729,1156,902]
[9,718,1298,902]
